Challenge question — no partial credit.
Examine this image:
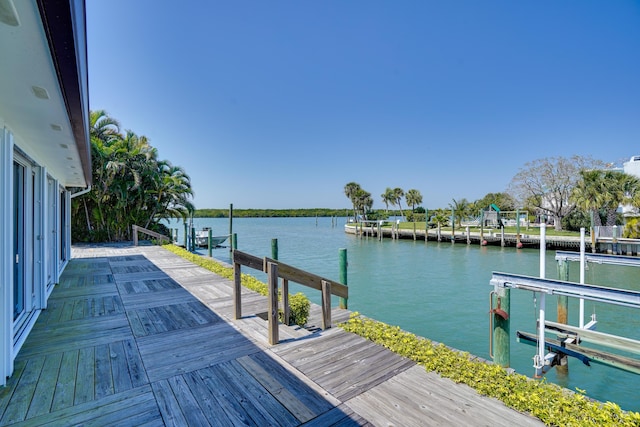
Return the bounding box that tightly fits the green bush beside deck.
[340,313,640,427]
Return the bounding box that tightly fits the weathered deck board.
[0,244,546,426]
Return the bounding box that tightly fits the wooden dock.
[346,224,640,254]
[0,244,544,426]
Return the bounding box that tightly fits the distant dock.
[345,224,640,255]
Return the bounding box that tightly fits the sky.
[86,1,640,210]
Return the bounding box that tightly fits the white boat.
[195,227,228,248]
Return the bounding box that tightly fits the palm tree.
[381,188,395,213]
[570,170,605,227]
[393,187,405,219]
[405,189,423,213]
[571,170,640,227]
[355,189,373,220]
[603,171,640,226]
[344,182,362,222]
[144,161,194,229]
[449,198,471,227]
[72,110,195,242]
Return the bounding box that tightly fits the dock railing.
[132,224,171,246]
[232,249,348,345]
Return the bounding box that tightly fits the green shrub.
[340,312,640,426]
[623,218,640,239]
[289,293,310,326]
[163,244,310,327]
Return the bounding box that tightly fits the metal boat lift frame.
[490,226,640,376]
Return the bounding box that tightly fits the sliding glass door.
[13,161,25,323]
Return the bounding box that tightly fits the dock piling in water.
[491,288,510,368]
[271,238,278,260]
[208,228,213,257]
[339,248,348,309]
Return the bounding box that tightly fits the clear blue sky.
[86,1,640,210]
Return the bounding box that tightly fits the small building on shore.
[0,0,90,385]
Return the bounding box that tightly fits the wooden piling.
[267,262,279,345]
[233,257,242,319]
[183,222,188,248]
[190,227,196,252]
[492,288,510,368]
[516,209,521,248]
[451,208,455,242]
[208,228,212,257]
[466,226,470,244]
[271,238,278,260]
[229,203,233,253]
[232,233,237,250]
[425,209,429,244]
[556,259,569,374]
[480,210,484,245]
[339,248,348,309]
[282,278,290,326]
[321,280,332,329]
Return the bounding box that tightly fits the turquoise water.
[164,217,640,412]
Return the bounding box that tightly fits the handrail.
[132,224,171,246]
[232,249,349,344]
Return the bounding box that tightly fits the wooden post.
[451,208,455,243]
[282,278,290,326]
[229,203,233,253]
[132,225,138,246]
[233,255,242,319]
[557,259,569,323]
[437,223,441,241]
[190,227,196,252]
[267,262,279,345]
[466,226,470,244]
[208,228,212,257]
[492,288,510,368]
[556,259,569,374]
[500,227,505,247]
[378,221,382,241]
[413,221,416,241]
[232,233,237,250]
[183,222,188,248]
[271,238,278,260]
[480,210,485,245]
[339,248,348,309]
[590,211,596,253]
[425,209,429,244]
[321,280,332,330]
[516,208,521,248]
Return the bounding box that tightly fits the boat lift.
[490,226,640,377]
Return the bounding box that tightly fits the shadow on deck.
[0,244,543,426]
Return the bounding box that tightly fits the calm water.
[164,217,640,412]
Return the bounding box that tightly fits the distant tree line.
[194,208,352,218]
[71,110,194,242]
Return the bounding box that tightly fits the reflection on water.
[164,216,640,412]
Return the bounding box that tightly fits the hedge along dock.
[0,244,544,426]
